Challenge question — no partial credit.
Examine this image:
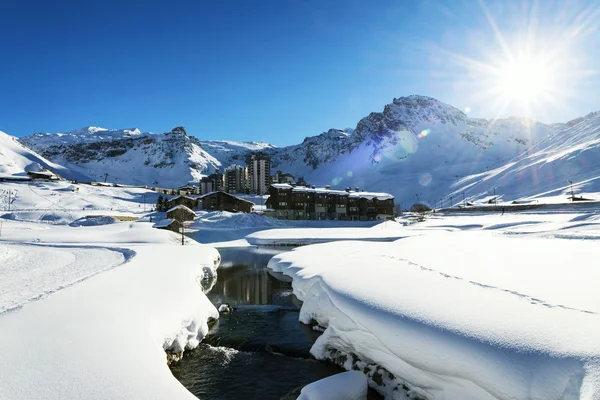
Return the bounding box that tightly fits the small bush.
[410,203,431,213]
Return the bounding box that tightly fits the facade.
[200,170,224,195]
[247,153,271,195]
[268,184,394,220]
[198,191,254,213]
[224,164,247,194]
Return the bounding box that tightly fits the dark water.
[171,246,344,400]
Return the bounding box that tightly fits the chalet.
[153,218,180,233]
[165,195,197,211]
[166,205,196,222]
[27,170,59,180]
[198,191,254,213]
[269,184,394,220]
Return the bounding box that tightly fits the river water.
[171,246,346,400]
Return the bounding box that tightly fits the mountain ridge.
[14,95,600,205]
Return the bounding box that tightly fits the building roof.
[166,204,195,214]
[168,195,197,202]
[198,191,255,205]
[270,184,394,200]
[153,218,178,228]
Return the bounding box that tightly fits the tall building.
[224,164,247,194]
[200,170,224,195]
[247,153,271,194]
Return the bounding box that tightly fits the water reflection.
[173,246,350,400]
[206,247,300,308]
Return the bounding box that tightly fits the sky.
[1,0,599,145]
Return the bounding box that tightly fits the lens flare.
[464,106,471,114]
[331,176,343,186]
[419,172,432,187]
[374,155,381,163]
[346,171,353,177]
[418,129,430,139]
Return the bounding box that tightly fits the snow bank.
[246,221,409,245]
[192,210,287,229]
[268,232,600,399]
[0,242,220,400]
[298,371,368,400]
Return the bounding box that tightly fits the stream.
[171,246,355,400]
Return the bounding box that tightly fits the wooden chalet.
[198,191,254,213]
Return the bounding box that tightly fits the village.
[148,152,395,233]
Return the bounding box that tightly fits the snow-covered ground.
[246,220,409,246]
[1,180,160,224]
[268,210,600,399]
[0,181,222,399]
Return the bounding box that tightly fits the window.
[279,202,288,207]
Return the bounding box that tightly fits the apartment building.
[268,184,394,220]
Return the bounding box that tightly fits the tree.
[156,195,165,212]
[409,203,431,213]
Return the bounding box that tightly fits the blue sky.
[1,0,599,145]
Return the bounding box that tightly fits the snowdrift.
[268,232,600,399]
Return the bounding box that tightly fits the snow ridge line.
[382,254,597,316]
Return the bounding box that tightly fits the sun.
[497,56,555,104]
[495,55,554,105]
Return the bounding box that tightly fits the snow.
[298,371,368,400]
[268,212,600,399]
[0,130,77,180]
[0,209,221,400]
[154,218,177,228]
[246,220,407,245]
[1,180,161,225]
[452,111,600,203]
[0,243,127,314]
[166,204,195,214]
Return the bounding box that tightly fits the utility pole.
[103,173,108,183]
[450,195,453,207]
[415,194,420,203]
[493,187,496,204]
[462,192,466,205]
[569,180,574,200]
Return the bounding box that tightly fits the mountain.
[270,96,557,206]
[19,95,599,205]
[22,127,275,187]
[450,111,600,202]
[0,130,84,180]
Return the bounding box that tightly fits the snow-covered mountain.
[271,96,558,206]
[0,130,84,180]
[18,95,600,205]
[22,127,275,187]
[450,111,600,202]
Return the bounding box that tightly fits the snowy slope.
[0,130,82,180]
[271,96,557,207]
[0,180,161,224]
[450,111,600,202]
[22,127,275,187]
